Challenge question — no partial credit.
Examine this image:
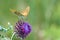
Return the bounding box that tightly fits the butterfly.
[10,6,30,17]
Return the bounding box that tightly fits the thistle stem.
[21,38,24,40]
[11,32,16,40]
[18,16,24,20]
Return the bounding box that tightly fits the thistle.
[15,20,31,39]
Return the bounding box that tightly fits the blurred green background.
[0,0,60,40]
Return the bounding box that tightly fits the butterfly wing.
[10,9,21,16]
[10,9,16,13]
[21,6,30,17]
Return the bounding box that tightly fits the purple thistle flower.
[14,20,31,39]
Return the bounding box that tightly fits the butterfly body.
[14,11,22,16]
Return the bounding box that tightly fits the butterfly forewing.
[21,6,30,17]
